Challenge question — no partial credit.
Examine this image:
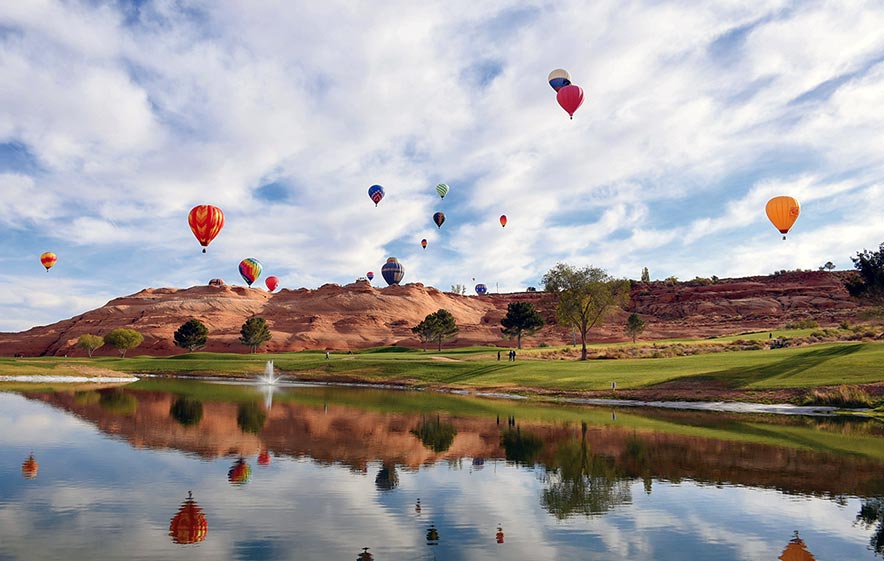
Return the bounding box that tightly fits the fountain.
[257,360,281,385]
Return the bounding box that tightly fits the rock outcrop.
[0,271,871,357]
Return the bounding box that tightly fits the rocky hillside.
[0,271,871,357]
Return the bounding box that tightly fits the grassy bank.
[3,335,884,406]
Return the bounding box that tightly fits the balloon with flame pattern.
[368,185,385,206]
[21,453,38,479]
[238,258,263,287]
[188,205,225,253]
[169,491,208,544]
[40,252,57,272]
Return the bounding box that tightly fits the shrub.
[801,385,873,408]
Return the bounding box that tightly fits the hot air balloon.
[188,205,225,253]
[421,238,428,250]
[366,271,374,282]
[475,283,487,295]
[499,215,507,228]
[265,276,279,292]
[496,526,505,544]
[556,84,584,119]
[169,491,208,545]
[436,183,450,199]
[548,68,571,91]
[381,257,405,285]
[238,258,263,287]
[258,449,271,466]
[228,458,252,485]
[368,184,385,206]
[40,252,57,272]
[21,454,38,479]
[433,212,445,228]
[765,196,800,240]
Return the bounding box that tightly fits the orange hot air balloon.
[499,215,507,228]
[765,196,800,240]
[21,454,39,479]
[40,252,57,272]
[169,491,208,545]
[188,205,225,253]
[258,449,271,466]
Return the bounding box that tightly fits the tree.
[236,401,267,434]
[625,313,646,343]
[429,309,458,351]
[641,267,650,283]
[104,328,144,358]
[819,261,836,272]
[77,334,104,358]
[411,415,457,453]
[174,318,209,352]
[412,317,437,352]
[850,242,884,302]
[170,396,203,427]
[450,284,467,295]
[542,263,630,360]
[500,301,545,349]
[239,317,272,353]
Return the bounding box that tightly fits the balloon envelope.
[435,183,449,199]
[765,196,800,238]
[381,257,405,285]
[228,458,252,485]
[556,84,584,118]
[433,212,445,228]
[40,252,57,271]
[265,276,279,292]
[188,205,225,253]
[548,68,571,91]
[238,258,263,287]
[169,492,208,544]
[366,271,374,281]
[499,215,507,227]
[475,283,487,295]
[421,238,428,249]
[21,454,38,479]
[368,185,385,206]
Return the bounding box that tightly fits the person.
[497,350,501,361]
[325,351,330,360]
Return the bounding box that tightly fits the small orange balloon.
[40,252,57,271]
[499,215,507,228]
[765,196,800,239]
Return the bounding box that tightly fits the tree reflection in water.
[857,498,884,556]
[501,426,543,465]
[236,401,267,434]
[411,415,457,453]
[169,396,203,427]
[541,422,632,519]
[375,460,398,491]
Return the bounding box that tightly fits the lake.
[2,378,883,560]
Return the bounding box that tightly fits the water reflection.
[4,383,884,560]
[778,531,816,560]
[21,452,38,479]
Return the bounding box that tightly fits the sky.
[3,0,884,333]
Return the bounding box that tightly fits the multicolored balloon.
[368,185,385,206]
[499,215,507,228]
[548,68,571,92]
[435,183,449,199]
[228,458,251,485]
[475,283,487,295]
[169,491,208,545]
[556,84,584,119]
[188,205,225,253]
[366,271,374,281]
[421,238,428,250]
[265,276,279,292]
[381,257,405,285]
[238,258,263,287]
[433,212,445,228]
[40,252,57,272]
[765,196,801,240]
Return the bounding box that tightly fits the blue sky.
[3,0,884,332]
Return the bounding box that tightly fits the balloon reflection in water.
[426,524,440,546]
[358,546,373,560]
[258,449,271,466]
[169,491,208,545]
[496,526,505,544]
[21,453,38,479]
[778,531,817,561]
[228,458,252,485]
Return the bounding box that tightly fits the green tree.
[542,263,630,360]
[77,334,104,358]
[819,261,836,272]
[239,317,272,353]
[174,318,209,352]
[450,284,467,295]
[850,242,884,303]
[429,309,458,351]
[104,328,144,358]
[625,313,646,343]
[412,316,437,352]
[500,301,545,349]
[641,267,650,283]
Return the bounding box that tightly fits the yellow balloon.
[765,196,800,239]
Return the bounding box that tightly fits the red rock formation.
[0,271,871,357]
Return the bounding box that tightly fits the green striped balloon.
[435,183,449,199]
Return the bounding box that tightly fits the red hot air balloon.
[499,215,507,227]
[421,238,428,250]
[556,84,584,119]
[188,205,225,253]
[40,252,57,272]
[366,271,374,282]
[169,491,208,545]
[258,449,271,466]
[265,276,279,292]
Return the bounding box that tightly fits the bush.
[801,385,873,408]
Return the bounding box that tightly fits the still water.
[2,379,883,560]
